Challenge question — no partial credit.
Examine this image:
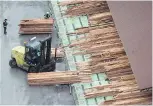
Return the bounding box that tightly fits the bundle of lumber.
[62,1,109,16]
[85,81,152,105]
[84,79,138,98]
[51,48,65,58]
[19,18,54,34]
[58,0,86,6]
[60,0,152,105]
[28,71,91,85]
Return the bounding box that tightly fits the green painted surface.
[83,83,97,105]
[91,74,99,82]
[50,0,113,105]
[71,16,82,29]
[64,18,75,33]
[80,16,89,27]
[74,84,86,105]
[75,55,84,62]
[69,36,77,42]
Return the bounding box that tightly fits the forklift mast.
[40,36,52,66]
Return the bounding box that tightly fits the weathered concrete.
[0,1,74,105]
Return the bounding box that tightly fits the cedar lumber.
[19,31,52,34]
[28,71,91,85]
[89,12,112,21]
[59,0,84,6]
[63,1,152,105]
[101,96,152,105]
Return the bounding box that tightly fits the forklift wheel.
[9,59,17,68]
[29,67,37,73]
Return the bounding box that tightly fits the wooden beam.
[28,71,91,85]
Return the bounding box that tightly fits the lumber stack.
[64,1,109,16]
[60,0,152,105]
[28,71,91,85]
[19,18,54,34]
[51,48,65,58]
[58,0,86,6]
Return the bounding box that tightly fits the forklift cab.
[24,36,55,73]
[24,37,41,65]
[9,36,56,73]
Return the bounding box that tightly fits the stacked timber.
[60,0,152,105]
[51,48,65,58]
[28,71,91,85]
[19,18,54,34]
[64,1,109,16]
[58,0,86,6]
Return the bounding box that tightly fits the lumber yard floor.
[0,1,74,105]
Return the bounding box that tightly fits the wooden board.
[19,18,54,35]
[19,18,54,25]
[28,71,91,85]
[51,48,65,58]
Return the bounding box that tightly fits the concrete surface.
[0,1,74,105]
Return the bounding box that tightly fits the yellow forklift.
[9,36,57,73]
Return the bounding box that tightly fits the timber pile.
[60,0,152,105]
[58,0,86,6]
[51,48,65,58]
[19,18,54,34]
[28,71,91,85]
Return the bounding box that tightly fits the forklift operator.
[31,49,37,64]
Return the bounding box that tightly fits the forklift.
[9,36,57,73]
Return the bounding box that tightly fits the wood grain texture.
[59,1,152,105]
[19,18,54,34]
[28,71,91,85]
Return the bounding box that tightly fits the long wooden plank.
[59,0,84,6]
[89,12,112,21]
[28,71,91,85]
[19,31,52,34]
[19,18,54,25]
[101,96,152,105]
[19,18,54,35]
[20,28,52,32]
